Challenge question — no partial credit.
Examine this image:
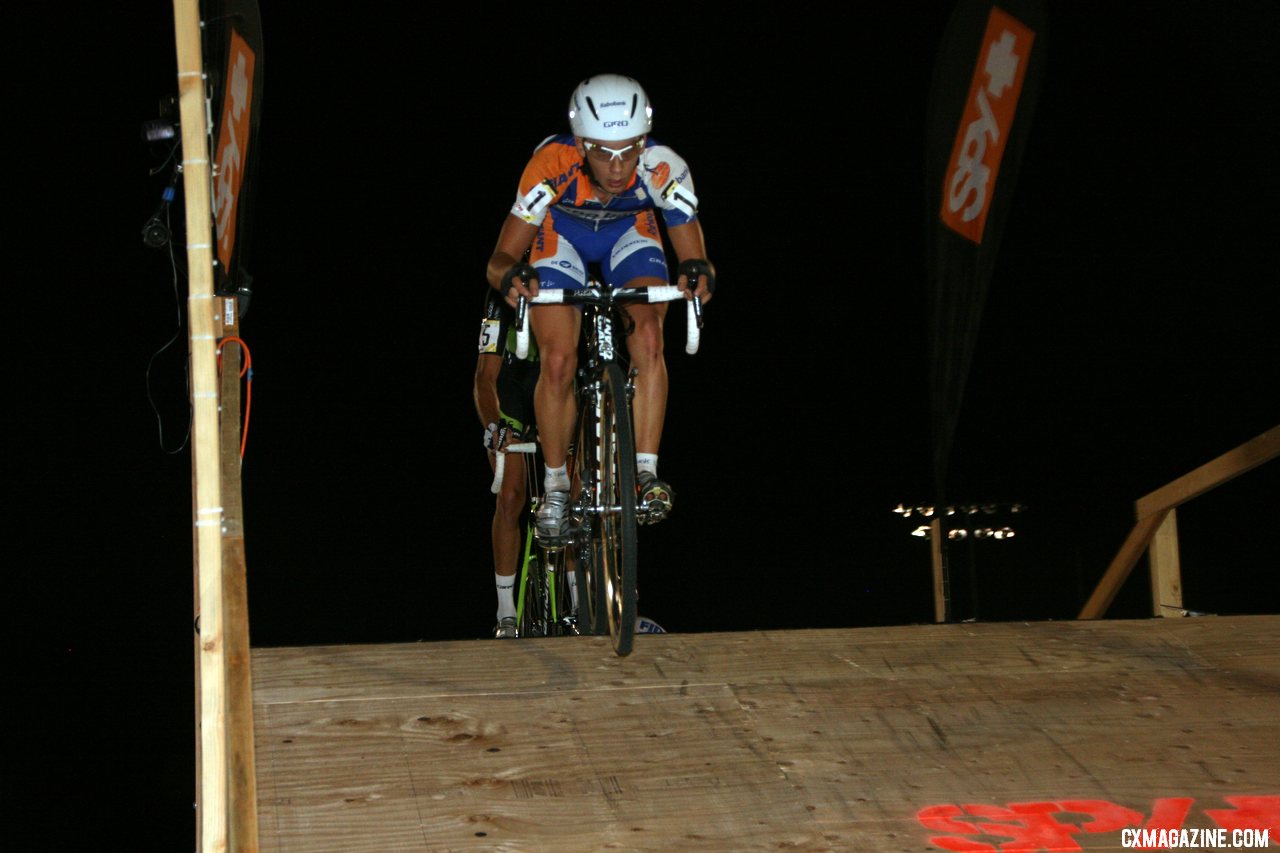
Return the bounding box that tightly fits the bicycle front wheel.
[596,363,638,656]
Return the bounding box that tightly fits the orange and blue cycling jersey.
[509,134,699,290]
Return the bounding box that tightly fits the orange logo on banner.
[213,30,256,272]
[939,7,1035,244]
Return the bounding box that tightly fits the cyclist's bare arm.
[487,215,540,306]
[475,354,503,432]
[667,220,715,304]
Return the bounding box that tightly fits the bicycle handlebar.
[515,285,702,359]
[491,441,537,494]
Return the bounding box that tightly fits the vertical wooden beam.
[930,517,947,622]
[173,1,227,850]
[219,330,260,852]
[191,406,203,853]
[1149,508,1184,617]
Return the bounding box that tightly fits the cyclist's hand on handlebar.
[676,258,716,305]
[483,421,513,456]
[501,262,539,308]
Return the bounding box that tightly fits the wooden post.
[1149,508,1184,617]
[174,2,227,850]
[219,331,260,852]
[930,517,947,622]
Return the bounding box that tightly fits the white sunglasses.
[581,138,646,162]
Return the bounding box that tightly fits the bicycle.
[491,438,579,639]
[513,273,704,655]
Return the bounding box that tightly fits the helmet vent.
[630,94,638,117]
[585,96,599,121]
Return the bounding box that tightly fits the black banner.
[926,0,1047,504]
[202,0,263,307]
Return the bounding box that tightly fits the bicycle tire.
[573,397,607,638]
[597,363,638,655]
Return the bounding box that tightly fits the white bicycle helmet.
[567,74,653,141]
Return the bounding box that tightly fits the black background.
[11,2,1278,846]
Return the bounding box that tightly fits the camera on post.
[141,95,180,143]
[141,95,182,249]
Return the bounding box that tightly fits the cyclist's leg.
[492,445,524,628]
[493,448,526,574]
[527,219,586,475]
[608,211,669,456]
[492,364,536,637]
[528,220,587,542]
[607,212,673,517]
[559,543,580,633]
[529,307,579,471]
[617,294,668,457]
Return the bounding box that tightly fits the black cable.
[144,204,192,455]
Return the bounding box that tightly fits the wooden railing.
[1079,426,1279,619]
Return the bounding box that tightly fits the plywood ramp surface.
[252,617,1280,851]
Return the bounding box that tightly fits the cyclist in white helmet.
[486,73,715,544]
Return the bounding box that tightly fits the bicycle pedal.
[639,503,670,526]
[638,485,673,526]
[637,476,673,514]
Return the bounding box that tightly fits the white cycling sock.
[567,569,579,610]
[544,464,570,492]
[636,453,658,478]
[495,573,516,621]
